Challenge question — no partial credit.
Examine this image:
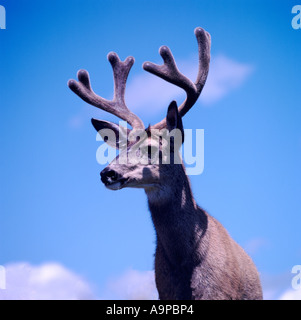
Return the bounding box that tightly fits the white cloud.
[126,69,185,114]
[0,262,95,300]
[201,55,254,104]
[261,271,301,300]
[100,269,158,300]
[126,54,254,114]
[2,262,300,300]
[279,288,301,300]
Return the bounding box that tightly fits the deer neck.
[145,164,196,211]
[145,163,207,266]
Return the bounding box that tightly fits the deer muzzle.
[100,168,128,190]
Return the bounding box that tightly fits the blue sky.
[0,0,300,299]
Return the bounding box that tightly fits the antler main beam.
[68,52,144,130]
[143,27,211,129]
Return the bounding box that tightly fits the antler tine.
[68,52,145,130]
[143,27,211,129]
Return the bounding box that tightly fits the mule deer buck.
[68,27,263,300]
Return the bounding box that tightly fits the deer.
[68,27,263,300]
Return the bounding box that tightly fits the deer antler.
[68,52,145,130]
[143,27,211,129]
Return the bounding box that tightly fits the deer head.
[68,27,211,191]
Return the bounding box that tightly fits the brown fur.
[146,163,262,300]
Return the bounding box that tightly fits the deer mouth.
[104,178,129,190]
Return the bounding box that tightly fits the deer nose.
[100,168,119,184]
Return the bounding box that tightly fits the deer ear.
[91,118,129,149]
[166,101,184,143]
